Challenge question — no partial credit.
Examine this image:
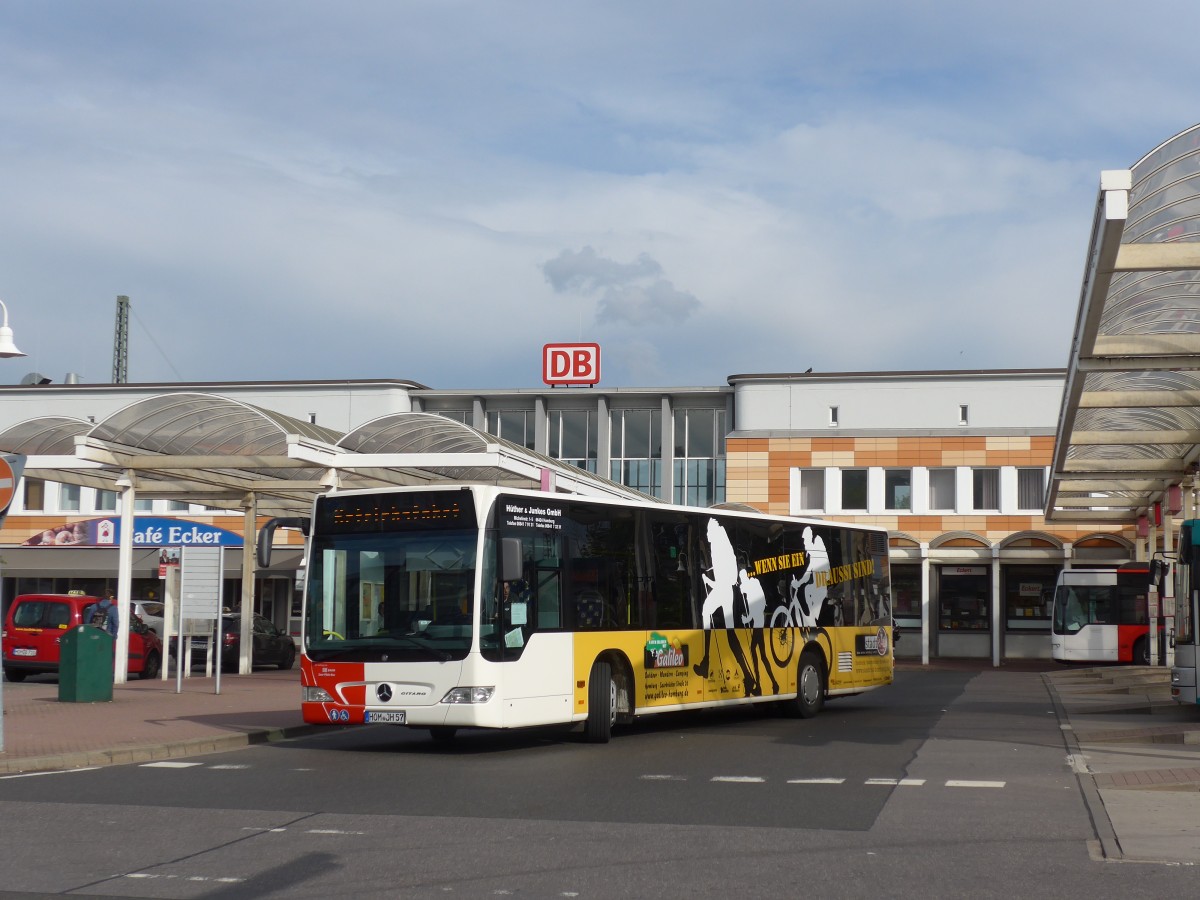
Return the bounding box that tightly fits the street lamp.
[0,299,25,358]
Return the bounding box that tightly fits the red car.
[2,592,163,682]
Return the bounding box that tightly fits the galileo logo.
[644,632,688,669]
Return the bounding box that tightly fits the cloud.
[543,246,701,327]
[597,280,701,327]
[542,246,662,294]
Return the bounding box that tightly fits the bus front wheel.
[585,660,616,743]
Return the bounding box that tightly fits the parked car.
[170,613,295,672]
[130,599,166,636]
[2,592,163,682]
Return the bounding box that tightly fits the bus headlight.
[441,686,495,704]
[304,686,335,703]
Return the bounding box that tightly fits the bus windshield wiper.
[385,634,451,662]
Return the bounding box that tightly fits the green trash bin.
[59,625,114,703]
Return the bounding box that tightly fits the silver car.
[130,600,166,636]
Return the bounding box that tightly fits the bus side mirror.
[257,517,311,569]
[501,537,523,582]
[1150,559,1169,587]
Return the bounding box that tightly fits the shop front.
[936,564,991,658]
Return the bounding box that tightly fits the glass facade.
[610,408,662,497]
[672,408,725,506]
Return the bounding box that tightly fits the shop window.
[1004,565,1058,632]
[972,468,999,511]
[938,566,990,631]
[59,483,81,512]
[891,565,921,630]
[1017,468,1046,510]
[795,468,825,511]
[841,469,867,511]
[885,469,912,511]
[929,468,956,511]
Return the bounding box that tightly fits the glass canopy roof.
[1048,124,1200,525]
[0,394,652,516]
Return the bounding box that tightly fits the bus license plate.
[12,648,36,656]
[365,711,405,724]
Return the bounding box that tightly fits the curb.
[0,723,323,776]
[1043,673,1124,861]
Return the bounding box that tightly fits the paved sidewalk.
[0,668,314,774]
[1045,664,1200,864]
[3,660,1199,865]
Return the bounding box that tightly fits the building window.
[610,408,662,496]
[432,409,470,424]
[958,404,969,425]
[550,409,597,473]
[972,468,1000,511]
[841,469,868,511]
[486,409,535,451]
[885,469,912,511]
[929,469,956,511]
[134,497,153,513]
[829,406,839,427]
[59,483,81,512]
[168,500,190,512]
[23,479,45,511]
[672,408,726,506]
[795,468,826,511]
[1017,468,1046,511]
[96,489,117,512]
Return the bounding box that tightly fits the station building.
[0,367,1136,663]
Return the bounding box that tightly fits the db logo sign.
[542,343,601,386]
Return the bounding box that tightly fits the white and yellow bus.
[282,484,893,743]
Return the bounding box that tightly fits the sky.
[0,1,1196,390]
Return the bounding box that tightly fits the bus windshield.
[304,492,480,663]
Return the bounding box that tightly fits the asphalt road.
[0,667,1195,899]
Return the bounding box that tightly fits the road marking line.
[141,761,203,768]
[307,829,367,835]
[0,767,100,779]
[209,764,251,769]
[787,778,846,784]
[639,774,687,781]
[712,776,765,783]
[865,778,924,786]
[946,780,1006,788]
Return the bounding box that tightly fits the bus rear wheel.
[585,660,616,743]
[794,650,825,719]
[1133,636,1150,666]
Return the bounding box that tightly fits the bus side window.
[575,590,604,629]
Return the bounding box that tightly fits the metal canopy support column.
[920,544,931,665]
[240,493,256,675]
[991,544,1002,668]
[114,470,135,684]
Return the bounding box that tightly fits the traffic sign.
[0,453,26,522]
